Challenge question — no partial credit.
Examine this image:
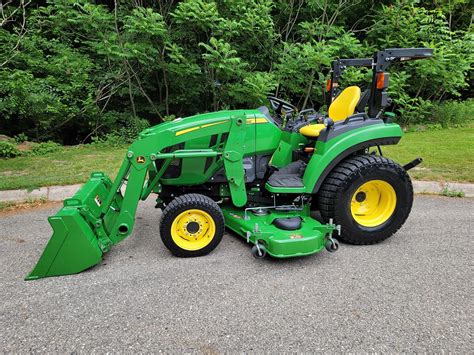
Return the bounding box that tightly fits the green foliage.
[0,139,60,158]
[0,141,21,159]
[395,97,434,126]
[432,100,474,128]
[440,186,465,198]
[0,0,472,143]
[30,141,61,156]
[14,133,28,144]
[228,72,278,107]
[368,0,472,124]
[92,114,149,146]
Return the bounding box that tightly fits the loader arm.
[26,114,249,280]
[103,112,249,245]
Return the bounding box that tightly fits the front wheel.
[160,194,224,257]
[317,155,413,245]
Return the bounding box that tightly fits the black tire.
[317,155,413,245]
[160,193,224,257]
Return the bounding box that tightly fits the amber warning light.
[376,72,387,89]
[326,79,332,92]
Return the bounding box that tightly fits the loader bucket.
[25,172,120,280]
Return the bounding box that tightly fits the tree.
[0,0,471,143]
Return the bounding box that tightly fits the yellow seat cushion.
[328,86,361,121]
[299,123,326,138]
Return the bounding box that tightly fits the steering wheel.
[267,96,298,118]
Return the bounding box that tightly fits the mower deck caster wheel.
[251,243,267,259]
[325,238,339,253]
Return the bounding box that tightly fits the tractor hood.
[138,109,263,140]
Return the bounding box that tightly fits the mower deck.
[221,204,337,258]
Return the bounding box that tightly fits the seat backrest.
[355,89,370,113]
[328,86,361,121]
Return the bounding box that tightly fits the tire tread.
[160,193,225,257]
[317,154,413,245]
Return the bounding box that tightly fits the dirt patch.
[0,200,62,217]
[412,166,431,171]
[17,141,35,151]
[0,170,27,177]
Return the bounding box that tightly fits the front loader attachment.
[25,172,121,280]
[25,208,103,280]
[25,113,250,280]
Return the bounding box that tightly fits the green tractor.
[26,48,432,280]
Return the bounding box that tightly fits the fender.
[302,122,403,194]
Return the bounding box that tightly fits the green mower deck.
[222,204,338,258]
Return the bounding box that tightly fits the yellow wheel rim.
[350,180,397,227]
[171,209,216,251]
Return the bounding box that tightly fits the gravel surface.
[1,196,472,352]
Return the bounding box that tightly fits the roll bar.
[327,48,433,118]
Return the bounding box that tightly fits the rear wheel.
[317,155,413,245]
[160,194,224,257]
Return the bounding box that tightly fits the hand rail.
[342,112,369,125]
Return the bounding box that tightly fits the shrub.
[30,141,61,156]
[14,133,28,143]
[0,141,21,158]
[431,100,474,128]
[395,97,434,126]
[91,133,125,147]
[92,115,150,147]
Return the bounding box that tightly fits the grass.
[440,186,465,198]
[0,144,126,191]
[0,126,472,191]
[383,126,473,183]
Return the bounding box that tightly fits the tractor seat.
[299,86,361,138]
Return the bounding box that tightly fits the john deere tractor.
[26,48,432,280]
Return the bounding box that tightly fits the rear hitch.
[403,157,423,171]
